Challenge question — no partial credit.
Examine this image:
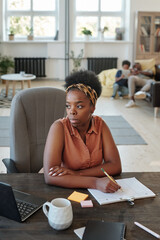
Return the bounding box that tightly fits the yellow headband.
[66,83,98,105]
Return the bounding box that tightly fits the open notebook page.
[88,177,155,205]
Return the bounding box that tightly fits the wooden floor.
[0,79,160,173]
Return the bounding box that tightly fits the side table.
[1,73,36,97]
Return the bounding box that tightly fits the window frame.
[4,0,59,41]
[73,0,126,41]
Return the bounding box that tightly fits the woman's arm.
[46,174,120,193]
[47,120,121,178]
[43,120,64,182]
[101,120,122,174]
[43,119,121,192]
[74,120,122,177]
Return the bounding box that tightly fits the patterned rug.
[0,89,20,108]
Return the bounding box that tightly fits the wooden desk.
[0,173,159,240]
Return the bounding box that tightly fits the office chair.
[2,87,66,173]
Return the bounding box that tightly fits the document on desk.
[88,177,156,205]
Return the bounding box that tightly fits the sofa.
[98,58,160,117]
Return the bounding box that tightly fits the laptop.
[0,182,46,222]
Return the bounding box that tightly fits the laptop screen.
[0,182,45,222]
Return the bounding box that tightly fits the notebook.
[88,177,155,205]
[82,220,126,240]
[121,69,130,78]
[0,182,46,222]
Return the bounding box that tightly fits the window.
[74,0,125,40]
[5,0,58,40]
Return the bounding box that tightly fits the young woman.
[43,70,122,193]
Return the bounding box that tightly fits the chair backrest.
[10,87,66,173]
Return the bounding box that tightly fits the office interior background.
[0,0,160,173]
[1,0,160,79]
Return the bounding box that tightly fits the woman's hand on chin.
[48,166,79,177]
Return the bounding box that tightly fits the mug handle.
[43,202,52,218]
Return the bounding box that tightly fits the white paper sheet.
[88,177,155,205]
[74,227,85,239]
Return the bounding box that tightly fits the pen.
[134,222,160,239]
[127,198,134,206]
[101,168,120,187]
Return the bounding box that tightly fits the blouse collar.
[67,116,98,137]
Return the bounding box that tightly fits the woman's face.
[66,89,95,128]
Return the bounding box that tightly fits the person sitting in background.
[111,60,131,99]
[125,62,155,108]
[43,70,122,193]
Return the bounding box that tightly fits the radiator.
[87,57,118,74]
[14,57,46,77]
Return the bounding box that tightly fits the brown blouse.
[60,116,103,170]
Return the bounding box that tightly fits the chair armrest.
[150,82,160,107]
[155,64,160,81]
[2,158,19,173]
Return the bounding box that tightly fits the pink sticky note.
[80,200,93,208]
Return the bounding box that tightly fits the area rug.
[0,116,10,147]
[101,115,147,145]
[0,115,147,147]
[0,89,20,108]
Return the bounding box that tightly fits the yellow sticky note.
[68,191,88,203]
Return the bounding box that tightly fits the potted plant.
[81,27,92,40]
[26,27,34,40]
[68,49,84,72]
[100,26,108,40]
[0,55,14,83]
[8,27,15,40]
[101,26,108,34]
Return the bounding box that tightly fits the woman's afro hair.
[64,70,102,98]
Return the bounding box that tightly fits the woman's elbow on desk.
[44,173,51,185]
[44,174,64,186]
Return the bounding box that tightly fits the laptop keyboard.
[16,200,38,219]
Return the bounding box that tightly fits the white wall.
[1,0,160,80]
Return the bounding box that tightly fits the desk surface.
[0,172,160,240]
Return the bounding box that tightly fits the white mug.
[43,198,73,230]
[20,71,25,76]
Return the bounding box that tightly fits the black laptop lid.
[0,182,21,222]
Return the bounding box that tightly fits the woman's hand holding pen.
[95,177,120,193]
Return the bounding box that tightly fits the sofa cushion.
[98,68,117,97]
[135,58,156,74]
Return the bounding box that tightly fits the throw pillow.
[98,69,117,97]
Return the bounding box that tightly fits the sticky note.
[80,200,93,208]
[68,191,88,203]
